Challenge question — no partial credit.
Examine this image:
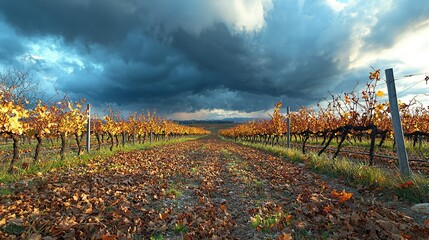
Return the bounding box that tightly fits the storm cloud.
[0,0,428,118]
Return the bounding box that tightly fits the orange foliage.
[331,190,353,203]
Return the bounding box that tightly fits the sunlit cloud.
[168,108,270,120]
[141,0,273,34]
[325,0,348,12]
[349,20,429,72]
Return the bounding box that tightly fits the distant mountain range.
[176,117,269,124]
[221,117,269,123]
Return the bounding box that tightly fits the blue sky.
[0,0,428,119]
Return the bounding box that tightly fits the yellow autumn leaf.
[375,104,385,111]
[376,91,384,97]
[0,105,8,113]
[344,95,350,104]
[9,117,20,130]
[85,207,93,214]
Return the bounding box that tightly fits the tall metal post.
[86,104,91,153]
[133,126,136,145]
[287,106,291,148]
[385,68,411,176]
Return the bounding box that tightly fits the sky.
[0,0,428,120]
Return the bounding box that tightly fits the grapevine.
[220,69,429,170]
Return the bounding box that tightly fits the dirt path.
[1,136,429,239]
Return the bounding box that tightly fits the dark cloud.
[0,38,26,65]
[0,0,427,118]
[0,0,140,44]
[0,19,28,66]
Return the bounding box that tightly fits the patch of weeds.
[227,161,238,172]
[166,187,182,199]
[170,199,179,207]
[4,223,26,235]
[174,223,187,234]
[220,148,232,158]
[251,213,280,233]
[133,235,145,240]
[242,162,250,171]
[252,179,265,192]
[255,192,267,200]
[294,227,314,239]
[246,178,267,199]
[150,233,164,240]
[250,212,293,233]
[105,206,115,212]
[0,187,13,195]
[250,214,262,229]
[320,228,337,240]
[190,167,198,174]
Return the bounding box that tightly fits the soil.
[1,134,429,239]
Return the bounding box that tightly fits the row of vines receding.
[0,69,210,173]
[219,69,429,173]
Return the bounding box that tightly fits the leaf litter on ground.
[1,136,428,239]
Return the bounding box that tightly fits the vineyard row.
[219,69,429,174]
[1,95,210,173]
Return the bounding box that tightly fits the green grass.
[174,223,187,234]
[105,206,115,213]
[190,167,198,174]
[0,186,13,195]
[275,136,429,157]
[0,136,204,184]
[150,233,164,240]
[166,186,182,199]
[250,212,292,233]
[221,137,429,203]
[4,223,26,235]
